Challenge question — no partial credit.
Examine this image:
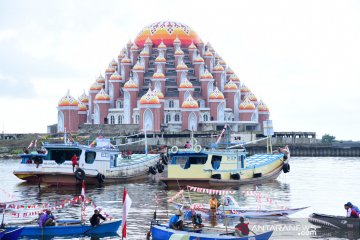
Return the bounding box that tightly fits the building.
[57,21,270,133]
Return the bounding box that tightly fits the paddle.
[83,220,106,235]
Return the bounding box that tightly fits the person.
[23,147,29,154]
[168,209,183,230]
[90,209,106,227]
[344,203,359,218]
[39,210,55,227]
[209,194,219,219]
[347,202,360,215]
[71,154,79,172]
[192,213,204,229]
[235,217,250,236]
[184,141,191,149]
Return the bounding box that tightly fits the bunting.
[187,186,236,195]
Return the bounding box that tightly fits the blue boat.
[151,224,273,240]
[4,219,121,237]
[2,227,23,240]
[0,229,4,239]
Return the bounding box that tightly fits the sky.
[0,0,359,141]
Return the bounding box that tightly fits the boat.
[0,229,4,239]
[151,223,273,240]
[308,213,360,230]
[3,219,122,237]
[1,227,23,240]
[160,138,290,188]
[13,135,162,185]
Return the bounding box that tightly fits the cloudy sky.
[0,0,359,140]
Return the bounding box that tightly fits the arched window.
[135,115,140,124]
[117,101,123,108]
[118,115,123,124]
[175,114,180,122]
[110,115,115,124]
[166,114,171,123]
[203,114,208,122]
[169,100,174,108]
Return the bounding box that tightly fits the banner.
[187,186,236,195]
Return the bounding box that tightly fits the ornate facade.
[57,21,270,133]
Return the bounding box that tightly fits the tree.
[321,134,336,143]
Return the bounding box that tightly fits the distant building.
[57,21,270,133]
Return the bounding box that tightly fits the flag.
[81,181,86,221]
[215,124,227,144]
[121,187,132,240]
[81,181,86,201]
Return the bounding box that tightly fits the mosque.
[57,21,270,133]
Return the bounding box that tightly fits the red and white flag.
[81,181,86,201]
[81,181,86,221]
[121,187,132,240]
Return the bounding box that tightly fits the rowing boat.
[1,227,23,240]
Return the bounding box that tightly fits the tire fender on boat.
[74,168,86,181]
[282,162,290,173]
[161,155,168,165]
[149,166,157,175]
[96,173,105,183]
[194,145,202,153]
[171,146,178,154]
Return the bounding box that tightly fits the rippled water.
[1,157,360,240]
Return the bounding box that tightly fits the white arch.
[188,112,197,131]
[234,92,240,121]
[143,109,154,131]
[57,111,64,132]
[184,91,190,100]
[109,83,114,108]
[124,92,130,123]
[217,103,225,121]
[94,104,100,124]
[207,82,213,100]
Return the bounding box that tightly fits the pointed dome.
[105,66,116,73]
[213,63,224,72]
[157,40,167,49]
[176,60,188,70]
[209,87,225,100]
[139,89,160,104]
[188,41,197,50]
[123,78,138,89]
[78,102,87,111]
[224,80,238,90]
[246,92,258,102]
[226,67,234,75]
[174,49,184,56]
[219,59,226,65]
[121,56,131,63]
[78,91,89,103]
[118,49,126,58]
[110,59,118,67]
[130,43,139,51]
[140,48,150,57]
[239,97,256,110]
[181,95,199,108]
[200,69,213,79]
[145,36,153,45]
[198,38,204,44]
[193,55,204,63]
[173,36,181,44]
[127,40,133,47]
[133,61,145,70]
[179,78,193,88]
[58,90,78,107]
[153,87,164,99]
[229,74,240,82]
[110,71,122,80]
[152,71,165,79]
[155,55,166,62]
[90,82,102,91]
[204,49,213,57]
[96,74,105,84]
[240,84,250,93]
[258,100,269,112]
[95,88,110,101]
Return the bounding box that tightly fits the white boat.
[13,136,161,185]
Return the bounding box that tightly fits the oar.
[83,220,105,235]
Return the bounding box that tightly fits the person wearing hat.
[168,209,184,230]
[344,203,359,218]
[90,209,106,226]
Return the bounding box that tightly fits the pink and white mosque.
[57,21,270,133]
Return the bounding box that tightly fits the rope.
[115,132,144,138]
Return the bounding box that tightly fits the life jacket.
[350,209,359,218]
[236,223,249,235]
[210,198,218,209]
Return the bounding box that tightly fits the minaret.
[203,49,213,72]
[109,71,123,108]
[144,37,153,55]
[139,48,150,71]
[110,59,118,72]
[197,38,205,57]
[199,69,214,103]
[155,50,167,74]
[223,80,239,116]
[89,82,102,116]
[208,87,226,122]
[193,54,205,79]
[78,90,89,123]
[239,97,257,124]
[120,56,132,82]
[130,43,139,65]
[240,83,250,101]
[105,65,116,93]
[257,100,270,131]
[181,95,200,131]
[78,90,89,110]
[139,89,161,132]
[176,58,188,85]
[157,40,167,57]
[96,74,105,90]
[122,78,139,124]
[57,90,79,133]
[152,64,166,94]
[78,102,87,126]
[212,62,225,91]
[93,89,110,124]
[178,77,194,104]
[132,61,145,90]
[153,87,165,124]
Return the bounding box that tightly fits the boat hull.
[308,213,360,231]
[151,225,273,240]
[2,227,23,240]
[4,219,121,237]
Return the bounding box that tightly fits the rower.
[344,203,359,218]
[168,210,183,230]
[191,213,204,229]
[235,217,249,236]
[346,202,360,215]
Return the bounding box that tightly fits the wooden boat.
[4,219,122,237]
[308,213,360,230]
[13,136,161,185]
[151,224,273,240]
[1,227,23,240]
[160,146,289,188]
[178,196,308,218]
[0,229,4,239]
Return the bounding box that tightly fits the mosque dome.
[96,74,105,84]
[134,21,200,47]
[140,49,150,57]
[127,40,133,47]
[110,59,118,67]
[123,78,138,89]
[209,87,225,100]
[105,67,116,73]
[78,102,87,111]
[188,42,197,50]
[139,89,160,104]
[204,50,213,57]
[174,49,184,56]
[155,56,166,62]
[193,55,204,63]
[239,97,256,110]
[229,74,240,82]
[200,69,213,79]
[110,71,122,80]
[181,95,199,108]
[224,80,238,90]
[176,62,188,71]
[78,91,89,103]
[133,62,145,70]
[121,56,131,63]
[179,78,193,88]
[157,41,167,49]
[240,84,250,93]
[152,71,166,79]
[219,59,226,65]
[246,92,258,102]
[58,91,78,107]
[130,43,139,51]
[90,82,102,91]
[213,63,224,72]
[258,100,269,112]
[226,67,234,75]
[95,89,110,101]
[153,88,164,99]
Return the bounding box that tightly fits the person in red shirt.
[235,217,250,236]
[71,154,79,172]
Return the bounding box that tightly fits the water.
[1,157,360,239]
